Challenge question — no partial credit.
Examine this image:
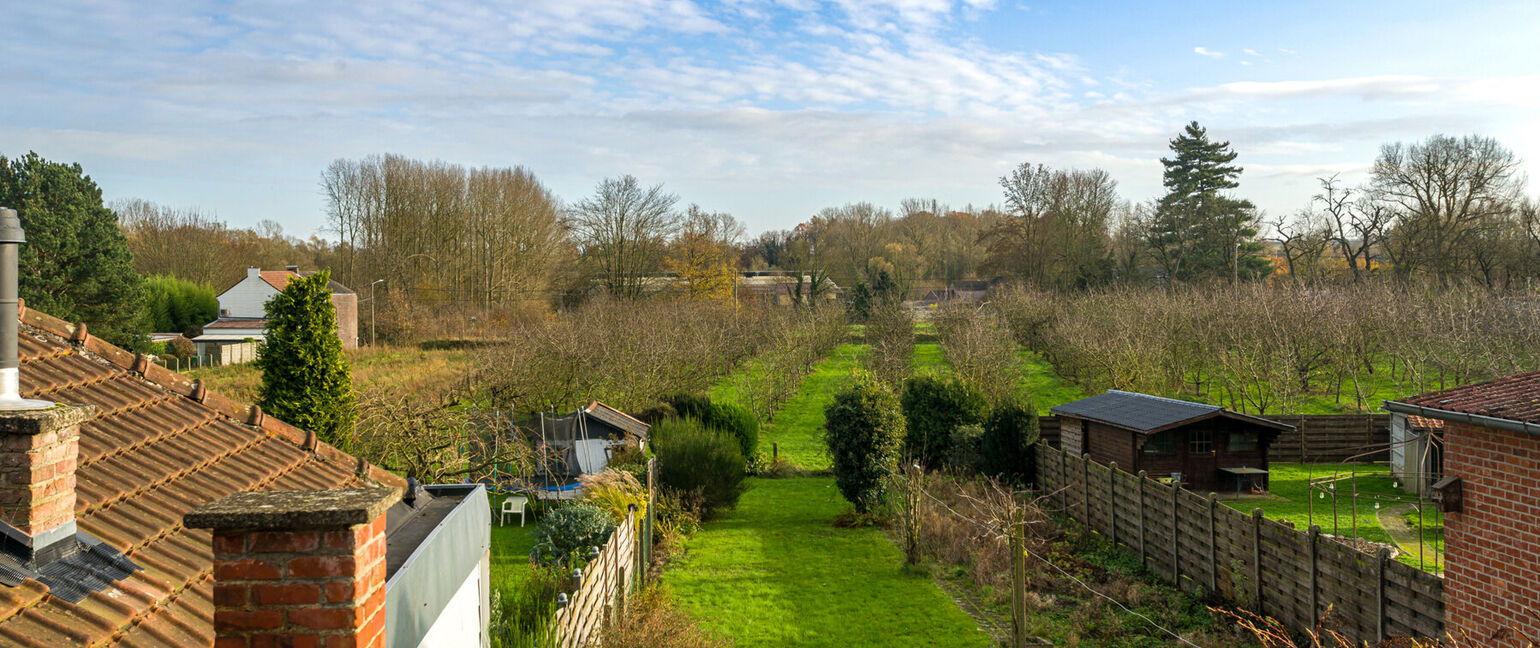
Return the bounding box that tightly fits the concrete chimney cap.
[0,208,24,245]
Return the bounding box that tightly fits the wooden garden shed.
[1051,390,1293,493]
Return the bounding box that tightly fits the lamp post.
[370,279,385,347]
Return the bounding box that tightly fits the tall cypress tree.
[1147,122,1271,282]
[0,152,148,350]
[256,271,355,445]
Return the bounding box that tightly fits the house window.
[1144,432,1174,454]
[1228,432,1258,452]
[1189,429,1213,454]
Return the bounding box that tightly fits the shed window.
[1228,432,1258,452]
[1144,432,1174,454]
[1189,429,1213,454]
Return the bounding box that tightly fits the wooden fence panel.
[551,510,639,648]
[1034,443,1443,644]
[1037,414,1391,464]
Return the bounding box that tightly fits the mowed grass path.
[670,336,990,647]
[668,478,991,647]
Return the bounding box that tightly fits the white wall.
[218,270,280,318]
[415,552,489,648]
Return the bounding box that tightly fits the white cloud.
[1243,48,1260,56]
[1194,47,1225,58]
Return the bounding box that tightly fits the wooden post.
[1059,450,1068,510]
[1170,482,1181,587]
[1252,508,1264,612]
[1011,508,1026,648]
[1137,471,1147,570]
[772,442,778,462]
[1107,462,1118,546]
[1081,453,1091,526]
[1307,524,1320,628]
[1375,547,1389,642]
[1207,493,1219,593]
[644,457,656,583]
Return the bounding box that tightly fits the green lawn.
[673,334,990,647]
[490,514,538,579]
[1221,463,1443,572]
[668,477,993,648]
[755,343,865,472]
[1019,350,1085,414]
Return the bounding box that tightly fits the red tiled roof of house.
[258,270,296,292]
[1395,370,1540,425]
[0,307,404,647]
[1405,415,1445,430]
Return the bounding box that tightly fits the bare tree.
[568,175,680,299]
[1372,135,1524,281]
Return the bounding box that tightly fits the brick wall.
[1443,420,1540,639]
[209,513,388,647]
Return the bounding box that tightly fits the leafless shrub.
[595,586,733,648]
[482,298,786,414]
[932,302,1021,404]
[995,281,1540,413]
[864,303,914,388]
[350,387,533,483]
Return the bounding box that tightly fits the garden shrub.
[652,417,746,518]
[531,502,615,566]
[606,444,649,484]
[255,271,354,445]
[980,400,1040,485]
[900,374,987,470]
[665,393,759,459]
[947,423,985,474]
[824,373,904,513]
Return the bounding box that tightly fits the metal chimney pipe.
[0,208,51,410]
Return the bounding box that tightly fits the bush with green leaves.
[947,423,985,474]
[531,502,616,566]
[652,417,746,518]
[664,393,758,460]
[981,400,1040,485]
[144,274,218,334]
[823,373,904,513]
[900,374,987,470]
[255,271,354,445]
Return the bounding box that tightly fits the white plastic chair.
[500,495,528,527]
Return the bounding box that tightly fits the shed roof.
[1388,370,1540,427]
[0,306,404,646]
[582,401,650,438]
[1050,390,1293,434]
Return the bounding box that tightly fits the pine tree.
[255,271,355,445]
[1147,122,1272,282]
[0,152,148,349]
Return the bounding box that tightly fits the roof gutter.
[1383,400,1540,437]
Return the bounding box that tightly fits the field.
[187,345,477,402]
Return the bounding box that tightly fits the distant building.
[1052,390,1292,493]
[194,266,358,360]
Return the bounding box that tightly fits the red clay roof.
[1405,415,1445,430]
[0,307,404,647]
[1395,370,1540,425]
[258,270,297,292]
[201,318,268,330]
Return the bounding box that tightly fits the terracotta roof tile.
[1395,370,1540,426]
[0,310,405,646]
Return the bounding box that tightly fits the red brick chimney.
[0,405,94,557]
[185,488,400,648]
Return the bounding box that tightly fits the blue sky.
[3,0,1537,238]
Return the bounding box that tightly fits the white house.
[193,266,359,360]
